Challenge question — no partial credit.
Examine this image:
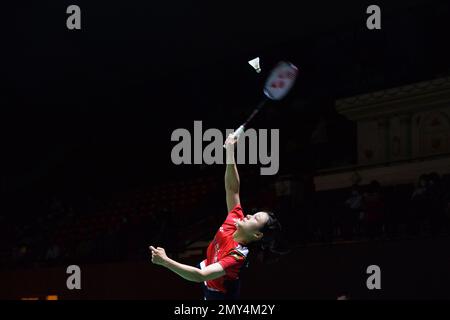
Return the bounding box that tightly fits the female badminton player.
[150,133,282,300]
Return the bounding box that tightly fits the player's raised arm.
[224,133,240,212]
[149,246,225,282]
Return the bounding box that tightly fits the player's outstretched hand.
[149,246,168,266]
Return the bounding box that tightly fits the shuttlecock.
[248,57,261,73]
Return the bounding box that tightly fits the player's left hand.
[149,246,168,266]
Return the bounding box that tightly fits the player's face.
[236,211,269,237]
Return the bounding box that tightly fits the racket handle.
[233,125,245,139]
[223,125,245,148]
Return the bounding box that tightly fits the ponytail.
[247,211,285,264]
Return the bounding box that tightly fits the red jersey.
[201,204,249,293]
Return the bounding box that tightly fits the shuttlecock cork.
[248,57,261,73]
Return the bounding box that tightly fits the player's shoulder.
[234,244,249,257]
[226,243,249,260]
[226,245,248,266]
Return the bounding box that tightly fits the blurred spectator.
[363,180,385,240]
[384,184,411,240]
[426,172,445,237]
[343,184,362,240]
[410,174,429,236]
[45,244,61,261]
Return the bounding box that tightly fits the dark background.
[5,0,450,197]
[2,0,450,299]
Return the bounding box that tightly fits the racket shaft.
[244,98,268,126]
[223,98,269,148]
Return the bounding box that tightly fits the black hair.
[246,211,285,264]
[259,211,281,249]
[367,180,381,193]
